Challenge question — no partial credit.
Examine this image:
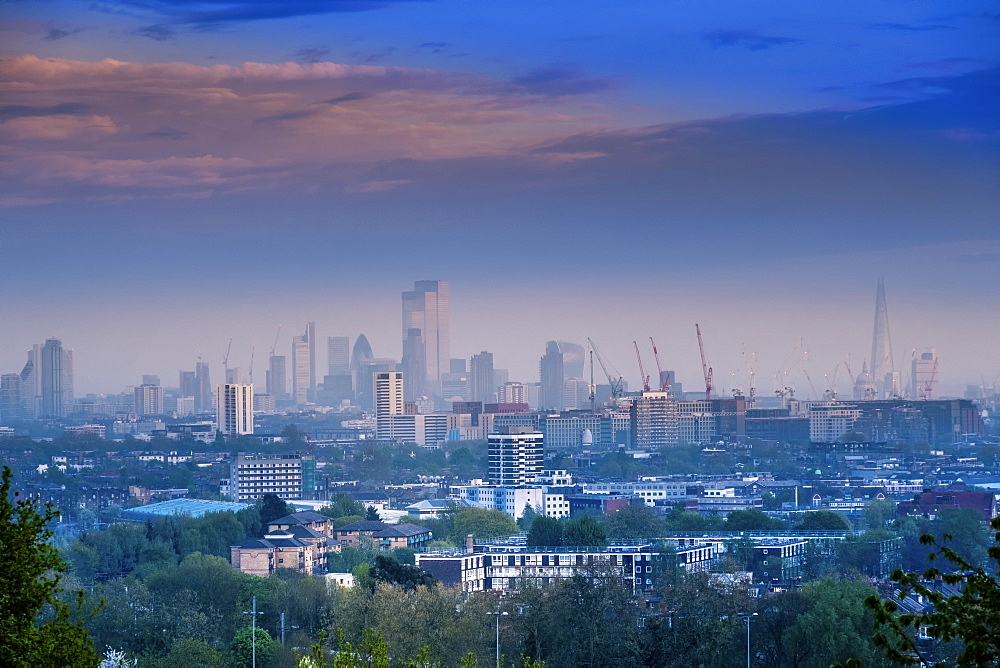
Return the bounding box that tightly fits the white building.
[488,426,544,486]
[217,383,254,436]
[581,480,687,507]
[807,402,862,442]
[229,453,316,502]
[134,383,164,416]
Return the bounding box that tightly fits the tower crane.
[920,357,939,400]
[802,368,820,401]
[222,337,233,382]
[269,325,282,357]
[650,337,670,393]
[633,341,651,393]
[695,324,713,402]
[587,338,624,401]
[248,346,255,386]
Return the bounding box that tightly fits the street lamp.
[242,595,263,668]
[737,612,758,668]
[486,610,509,668]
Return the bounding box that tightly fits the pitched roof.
[269,511,330,526]
[338,520,392,532]
[374,523,431,538]
[233,536,310,550]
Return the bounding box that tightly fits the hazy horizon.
[2,1,997,398]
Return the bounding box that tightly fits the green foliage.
[320,494,366,521]
[365,506,381,521]
[258,493,295,526]
[369,554,436,591]
[230,626,275,667]
[516,504,538,531]
[0,466,101,667]
[795,509,852,532]
[526,516,563,547]
[163,638,222,667]
[863,499,897,531]
[451,507,520,542]
[603,503,664,541]
[725,508,784,531]
[563,515,607,547]
[863,516,1000,667]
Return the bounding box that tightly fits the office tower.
[179,370,197,400]
[134,383,164,416]
[488,426,544,486]
[290,322,317,405]
[142,374,160,386]
[226,367,245,384]
[230,453,315,502]
[195,361,212,413]
[0,373,23,422]
[267,355,287,401]
[216,383,254,436]
[40,338,72,418]
[450,358,466,374]
[328,336,350,376]
[20,346,40,419]
[630,391,679,448]
[539,341,564,411]
[556,341,585,379]
[375,371,404,438]
[870,279,898,398]
[913,348,939,400]
[400,328,426,400]
[401,280,450,392]
[469,351,495,404]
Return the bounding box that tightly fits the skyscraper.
[469,351,495,404]
[20,345,40,418]
[195,361,212,413]
[40,338,72,418]
[217,383,254,436]
[179,370,198,401]
[401,280,450,392]
[267,355,287,401]
[291,323,315,405]
[1,373,23,422]
[913,348,939,400]
[134,384,164,416]
[630,391,679,448]
[870,279,898,398]
[539,341,564,411]
[327,336,350,376]
[400,328,426,401]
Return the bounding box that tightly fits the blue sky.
[1,1,997,396]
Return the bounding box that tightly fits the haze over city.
[1,1,997,396]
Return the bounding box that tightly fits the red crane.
[695,324,713,402]
[633,340,651,393]
[650,337,670,392]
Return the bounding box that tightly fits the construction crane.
[633,341,651,393]
[269,325,282,357]
[650,337,670,393]
[248,346,255,386]
[802,368,820,401]
[920,357,939,400]
[695,324,713,402]
[587,338,624,401]
[222,337,233,382]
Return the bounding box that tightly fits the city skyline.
[1,2,996,397]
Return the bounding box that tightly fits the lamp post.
[487,610,508,668]
[243,595,263,668]
[737,612,758,668]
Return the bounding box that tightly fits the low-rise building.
[335,520,432,551]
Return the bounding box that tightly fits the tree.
[795,510,852,532]
[365,506,381,521]
[603,503,664,541]
[563,516,607,547]
[526,516,563,547]
[369,554,436,592]
[725,508,783,531]
[230,626,275,667]
[863,499,897,531]
[258,494,294,526]
[451,507,519,542]
[0,466,101,667]
[863,516,1000,667]
[516,504,538,531]
[320,494,366,521]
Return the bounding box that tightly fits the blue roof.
[119,498,250,520]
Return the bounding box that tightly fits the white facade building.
[216,383,254,436]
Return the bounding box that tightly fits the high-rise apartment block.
[195,361,212,413]
[488,426,544,486]
[539,341,564,411]
[402,280,450,392]
[134,383,164,416]
[375,371,404,437]
[216,383,254,436]
[229,453,316,502]
[630,391,679,448]
[267,355,287,401]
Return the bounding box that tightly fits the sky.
[1,1,998,398]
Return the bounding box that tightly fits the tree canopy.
[0,466,100,667]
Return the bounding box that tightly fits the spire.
[870,279,895,398]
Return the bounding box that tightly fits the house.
[336,520,432,551]
[230,533,318,576]
[267,511,334,537]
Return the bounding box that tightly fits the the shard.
[870,279,898,398]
